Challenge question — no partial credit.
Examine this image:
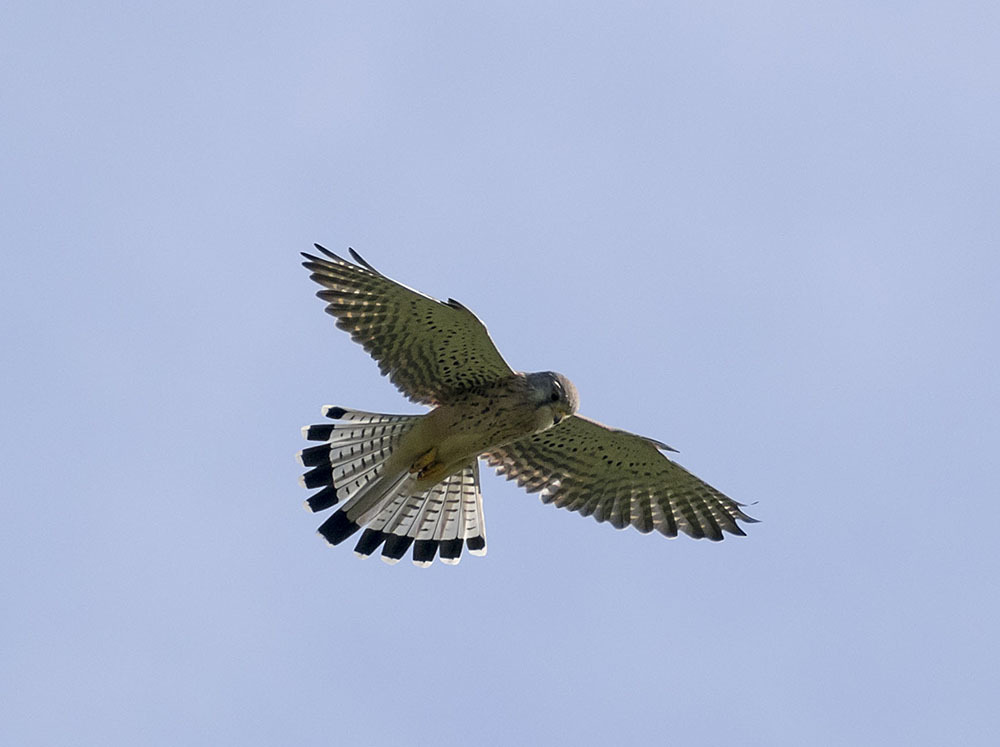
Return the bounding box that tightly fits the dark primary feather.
[347,247,379,273]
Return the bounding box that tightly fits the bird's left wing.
[485,415,757,540]
[302,246,515,405]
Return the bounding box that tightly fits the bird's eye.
[550,391,560,402]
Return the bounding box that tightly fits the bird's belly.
[405,401,538,488]
[434,429,496,467]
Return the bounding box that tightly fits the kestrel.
[298,245,756,566]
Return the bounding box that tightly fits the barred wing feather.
[485,415,757,540]
[302,246,514,405]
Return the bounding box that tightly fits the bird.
[297,245,756,566]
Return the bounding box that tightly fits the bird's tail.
[298,406,487,566]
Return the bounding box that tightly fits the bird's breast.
[422,390,541,468]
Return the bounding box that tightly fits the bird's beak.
[552,402,572,425]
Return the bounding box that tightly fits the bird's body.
[297,245,755,566]
[394,375,553,489]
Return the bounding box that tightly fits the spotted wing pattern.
[302,246,514,405]
[485,415,757,540]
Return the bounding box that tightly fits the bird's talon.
[410,448,438,475]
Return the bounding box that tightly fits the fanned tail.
[354,462,486,566]
[298,406,418,514]
[298,406,487,567]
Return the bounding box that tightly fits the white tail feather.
[300,407,488,566]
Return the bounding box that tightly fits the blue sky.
[2,2,998,744]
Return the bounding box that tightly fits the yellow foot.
[409,448,438,475]
[410,448,448,483]
[417,462,448,483]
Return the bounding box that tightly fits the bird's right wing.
[485,415,757,540]
[302,246,515,405]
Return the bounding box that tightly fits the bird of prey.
[298,245,756,566]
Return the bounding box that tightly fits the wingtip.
[651,438,679,453]
[733,501,761,524]
[309,244,358,266]
[348,247,379,273]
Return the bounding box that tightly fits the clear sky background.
[3,2,998,745]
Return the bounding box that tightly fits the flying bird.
[298,245,756,566]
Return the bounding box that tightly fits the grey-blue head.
[525,371,580,425]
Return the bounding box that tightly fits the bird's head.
[526,371,579,427]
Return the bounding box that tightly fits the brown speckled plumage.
[298,246,756,566]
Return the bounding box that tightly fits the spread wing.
[302,245,515,405]
[485,415,757,540]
